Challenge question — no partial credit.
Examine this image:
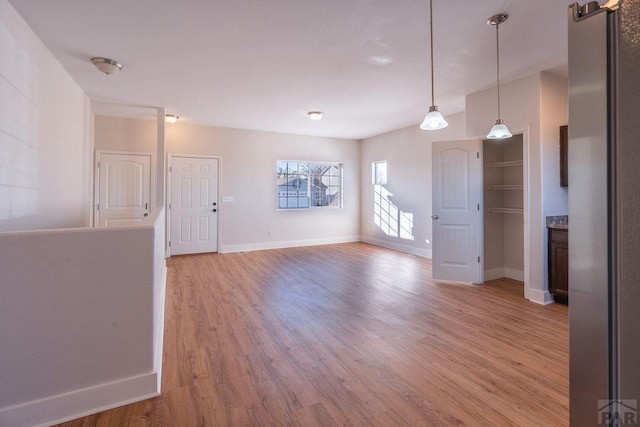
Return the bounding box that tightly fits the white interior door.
[169,156,218,255]
[96,153,151,227]
[431,140,482,283]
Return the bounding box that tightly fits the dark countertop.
[547,215,568,230]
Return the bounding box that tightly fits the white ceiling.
[9,0,570,139]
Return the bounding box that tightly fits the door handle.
[145,202,148,210]
[212,209,217,213]
[431,215,439,220]
[144,213,148,217]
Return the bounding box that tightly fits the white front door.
[96,152,151,227]
[431,140,482,283]
[169,156,219,255]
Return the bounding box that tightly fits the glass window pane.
[375,161,387,185]
[277,160,341,210]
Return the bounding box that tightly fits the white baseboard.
[504,268,524,282]
[220,235,360,253]
[484,268,505,281]
[526,287,554,305]
[0,371,160,427]
[484,268,524,282]
[360,236,432,258]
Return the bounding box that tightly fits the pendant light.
[420,0,448,130]
[486,14,512,140]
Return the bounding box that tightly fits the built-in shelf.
[486,160,524,168]
[487,184,524,191]
[488,207,524,214]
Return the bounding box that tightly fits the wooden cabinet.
[560,125,568,187]
[548,228,568,304]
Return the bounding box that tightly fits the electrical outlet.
[268,230,274,237]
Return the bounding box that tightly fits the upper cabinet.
[560,125,568,187]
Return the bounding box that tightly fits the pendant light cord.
[429,0,435,107]
[495,21,501,119]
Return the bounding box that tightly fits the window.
[277,161,342,209]
[372,160,387,185]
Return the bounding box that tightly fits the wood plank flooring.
[57,242,568,426]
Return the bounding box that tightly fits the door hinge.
[96,204,99,210]
[169,203,171,209]
[477,203,480,211]
[97,161,100,168]
[477,152,480,159]
[478,256,481,263]
[169,241,171,247]
[169,166,172,172]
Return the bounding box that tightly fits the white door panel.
[97,153,151,227]
[170,156,218,255]
[432,140,482,283]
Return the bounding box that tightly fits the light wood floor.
[58,242,568,426]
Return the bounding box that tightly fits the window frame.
[276,160,343,211]
[372,160,388,185]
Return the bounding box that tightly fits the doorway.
[95,151,152,227]
[168,155,219,255]
[482,134,525,283]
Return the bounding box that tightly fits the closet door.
[431,140,482,283]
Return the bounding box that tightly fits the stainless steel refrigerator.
[568,1,640,425]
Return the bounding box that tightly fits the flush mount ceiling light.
[90,57,123,75]
[486,14,513,140]
[420,0,448,131]
[165,114,179,124]
[308,111,323,121]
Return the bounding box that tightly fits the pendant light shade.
[487,119,513,139]
[421,0,448,131]
[486,14,512,140]
[420,106,448,130]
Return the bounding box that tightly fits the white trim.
[504,268,525,282]
[484,268,506,281]
[167,154,221,256]
[360,236,432,258]
[0,372,159,427]
[526,288,554,305]
[475,139,484,284]
[87,113,95,227]
[484,267,525,282]
[220,235,360,253]
[519,127,533,302]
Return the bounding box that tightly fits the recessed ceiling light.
[165,114,179,124]
[91,57,123,75]
[308,111,324,121]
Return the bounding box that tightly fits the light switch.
[222,196,234,203]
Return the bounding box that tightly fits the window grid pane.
[277,161,342,209]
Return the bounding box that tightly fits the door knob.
[431,215,439,219]
[144,213,148,217]
[213,202,217,206]
[212,209,217,213]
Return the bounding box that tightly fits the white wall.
[94,116,361,252]
[94,115,157,153]
[0,209,166,427]
[0,0,92,232]
[466,72,568,304]
[359,113,467,257]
